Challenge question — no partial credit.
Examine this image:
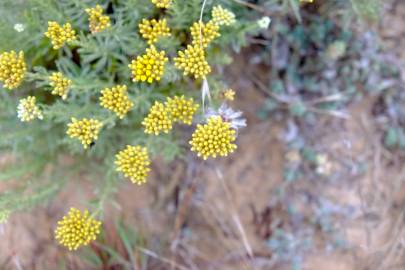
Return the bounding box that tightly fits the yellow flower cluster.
[128,45,168,84]
[139,19,171,45]
[165,96,199,125]
[142,101,172,135]
[151,0,171,9]
[115,145,151,185]
[222,89,235,101]
[66,118,103,149]
[45,21,77,49]
[99,85,133,119]
[212,5,236,26]
[55,208,101,251]
[190,116,237,160]
[49,72,71,100]
[174,45,211,79]
[85,5,111,33]
[300,0,314,2]
[17,96,43,122]
[0,51,26,90]
[190,21,220,48]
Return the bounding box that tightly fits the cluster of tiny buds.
[55,208,101,250]
[49,72,71,100]
[142,101,173,135]
[174,45,211,79]
[128,45,168,84]
[17,96,43,122]
[139,18,171,45]
[212,5,236,26]
[115,145,151,184]
[190,116,237,160]
[0,50,26,90]
[190,21,220,48]
[45,21,77,50]
[99,85,133,119]
[66,118,103,149]
[165,95,199,125]
[142,96,199,135]
[85,5,111,33]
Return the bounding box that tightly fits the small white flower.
[14,23,25,32]
[257,16,271,29]
[206,103,246,130]
[17,96,43,122]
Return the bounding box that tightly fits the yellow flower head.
[85,5,111,33]
[17,96,43,122]
[55,208,101,251]
[128,45,168,84]
[190,116,237,160]
[45,21,77,49]
[115,145,151,185]
[142,101,172,135]
[300,0,314,2]
[212,5,236,26]
[99,85,133,119]
[49,72,71,100]
[0,51,26,90]
[222,89,235,101]
[139,18,171,45]
[174,45,211,79]
[66,118,103,149]
[0,209,10,224]
[165,96,199,125]
[190,21,220,48]
[151,0,171,9]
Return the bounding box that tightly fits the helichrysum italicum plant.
[212,5,236,26]
[49,72,71,100]
[0,51,26,90]
[44,21,77,49]
[115,145,151,185]
[190,21,220,48]
[66,118,103,149]
[190,116,237,160]
[0,0,256,251]
[85,5,111,34]
[99,85,133,119]
[174,45,211,79]
[17,96,43,122]
[165,96,199,125]
[128,45,168,83]
[142,101,173,135]
[139,19,171,45]
[55,208,101,251]
[151,0,171,9]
